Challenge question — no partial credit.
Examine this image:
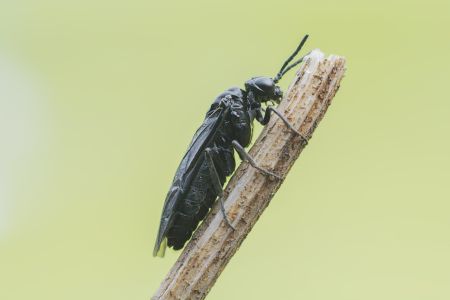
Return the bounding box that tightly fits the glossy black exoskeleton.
[154,35,310,257]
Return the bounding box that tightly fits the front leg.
[256,106,308,144]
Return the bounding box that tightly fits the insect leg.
[231,140,282,180]
[205,148,236,230]
[259,106,309,145]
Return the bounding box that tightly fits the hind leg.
[205,148,235,230]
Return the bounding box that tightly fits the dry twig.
[152,49,347,300]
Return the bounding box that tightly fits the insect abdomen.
[166,160,220,249]
[166,146,234,250]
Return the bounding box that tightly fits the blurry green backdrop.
[1,0,449,299]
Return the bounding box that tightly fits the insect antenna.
[274,34,309,83]
[279,53,309,77]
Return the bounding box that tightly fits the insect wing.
[153,105,228,256]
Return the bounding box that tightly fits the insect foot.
[218,197,236,231]
[295,131,309,146]
[254,165,283,181]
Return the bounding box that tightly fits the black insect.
[154,35,310,257]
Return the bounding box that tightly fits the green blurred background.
[1,0,449,299]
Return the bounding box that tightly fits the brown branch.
[152,49,347,300]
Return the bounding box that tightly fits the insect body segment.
[154,35,310,257]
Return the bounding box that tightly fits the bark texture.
[152,49,347,300]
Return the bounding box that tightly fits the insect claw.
[219,196,236,230]
[222,212,236,231]
[226,220,236,231]
[293,130,309,145]
[269,172,283,181]
[254,166,283,181]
